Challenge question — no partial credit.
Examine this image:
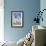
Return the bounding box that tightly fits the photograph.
[11,11,24,27]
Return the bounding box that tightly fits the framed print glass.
[11,11,24,28]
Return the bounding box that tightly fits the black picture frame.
[11,11,24,28]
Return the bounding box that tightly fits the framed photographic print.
[11,11,24,27]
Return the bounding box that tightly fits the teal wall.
[40,0,46,27]
[4,0,40,42]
